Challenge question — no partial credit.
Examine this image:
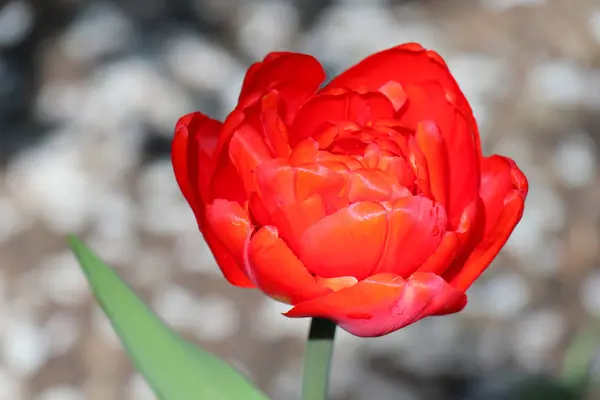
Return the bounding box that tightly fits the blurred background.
[1,0,600,399]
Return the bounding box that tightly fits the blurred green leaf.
[68,235,269,400]
[561,322,598,392]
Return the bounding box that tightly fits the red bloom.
[171,43,528,337]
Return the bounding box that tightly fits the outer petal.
[444,156,528,291]
[324,43,471,120]
[285,272,467,337]
[238,52,326,123]
[172,113,253,287]
[243,225,332,304]
[203,200,255,287]
[171,112,221,209]
[403,81,480,226]
[228,122,273,196]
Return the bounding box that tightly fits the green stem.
[301,318,337,400]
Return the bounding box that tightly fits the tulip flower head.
[171,43,528,337]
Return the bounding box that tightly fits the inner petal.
[300,201,388,280]
[376,196,447,277]
[290,90,395,145]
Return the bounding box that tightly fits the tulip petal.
[238,52,326,123]
[260,91,291,157]
[243,225,332,304]
[403,82,480,226]
[416,232,459,275]
[268,195,327,256]
[324,43,470,117]
[228,122,273,196]
[324,44,481,226]
[299,201,388,280]
[443,155,528,290]
[284,272,467,337]
[376,196,446,277]
[204,200,254,287]
[172,112,221,209]
[414,120,449,209]
[479,155,529,236]
[290,91,395,145]
[347,169,399,203]
[445,191,525,291]
[254,159,346,212]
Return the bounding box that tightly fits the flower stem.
[301,317,337,400]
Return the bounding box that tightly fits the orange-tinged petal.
[414,120,449,209]
[378,81,407,111]
[205,200,252,264]
[172,115,195,209]
[284,272,467,337]
[442,155,528,289]
[228,122,273,196]
[202,223,255,288]
[238,52,325,123]
[254,159,347,212]
[261,91,291,157]
[268,194,327,255]
[416,231,459,275]
[376,196,446,277]
[243,225,332,304]
[299,201,388,280]
[479,155,528,236]
[172,112,222,208]
[323,43,471,118]
[445,191,525,291]
[315,276,359,292]
[290,91,395,145]
[201,199,254,287]
[347,169,397,203]
[402,81,480,226]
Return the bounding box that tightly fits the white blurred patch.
[2,315,50,377]
[553,132,596,188]
[165,33,243,93]
[59,2,134,63]
[302,4,446,71]
[35,385,84,400]
[480,0,546,11]
[505,175,565,257]
[153,286,241,341]
[528,60,588,106]
[0,368,22,400]
[137,161,198,235]
[237,2,299,59]
[512,310,565,371]
[587,8,600,45]
[0,1,33,48]
[580,269,600,318]
[126,374,156,400]
[464,273,531,319]
[39,251,90,307]
[44,312,82,358]
[252,298,309,340]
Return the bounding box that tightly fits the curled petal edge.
[284,272,467,337]
[446,190,526,291]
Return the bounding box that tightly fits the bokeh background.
[1,0,600,399]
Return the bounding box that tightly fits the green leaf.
[68,235,269,400]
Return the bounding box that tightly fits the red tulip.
[171,43,528,337]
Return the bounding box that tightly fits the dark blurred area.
[1,0,600,399]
